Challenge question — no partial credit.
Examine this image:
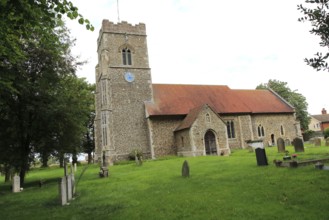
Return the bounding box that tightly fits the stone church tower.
[94,20,153,164]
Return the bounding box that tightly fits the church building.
[94,20,302,163]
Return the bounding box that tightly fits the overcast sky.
[66,0,329,115]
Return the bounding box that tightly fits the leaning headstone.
[293,137,305,152]
[64,162,68,176]
[71,173,75,196]
[285,139,291,146]
[277,138,285,153]
[59,177,67,205]
[182,160,190,177]
[66,175,72,201]
[325,137,329,147]
[314,138,321,146]
[12,175,20,193]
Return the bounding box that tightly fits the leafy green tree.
[0,0,95,184]
[82,111,96,164]
[298,0,329,71]
[51,76,95,167]
[0,0,93,92]
[256,80,310,131]
[324,127,329,139]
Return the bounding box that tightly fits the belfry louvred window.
[122,48,132,65]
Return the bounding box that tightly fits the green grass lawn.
[1,145,329,220]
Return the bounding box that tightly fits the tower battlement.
[100,20,146,35]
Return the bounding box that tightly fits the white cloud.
[67,0,329,115]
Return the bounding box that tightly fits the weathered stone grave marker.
[58,160,75,205]
[59,177,67,205]
[284,139,291,146]
[277,137,285,153]
[12,175,20,193]
[314,138,321,146]
[182,160,190,177]
[293,137,304,152]
[325,137,329,147]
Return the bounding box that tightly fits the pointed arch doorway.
[204,130,217,155]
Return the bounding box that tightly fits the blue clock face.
[124,72,135,82]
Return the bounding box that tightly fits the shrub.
[324,128,329,139]
[128,149,143,160]
[303,130,315,141]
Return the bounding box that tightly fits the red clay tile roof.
[145,84,295,116]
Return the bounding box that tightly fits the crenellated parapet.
[100,20,146,35]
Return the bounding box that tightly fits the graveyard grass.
[1,145,329,220]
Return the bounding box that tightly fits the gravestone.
[255,148,268,166]
[64,162,68,176]
[74,163,77,172]
[182,160,190,177]
[285,139,291,146]
[325,137,329,146]
[59,177,67,205]
[71,173,75,196]
[293,137,304,152]
[12,175,20,193]
[66,175,72,201]
[277,138,285,153]
[314,138,321,146]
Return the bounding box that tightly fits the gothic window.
[101,80,107,106]
[122,48,132,65]
[258,125,265,137]
[226,120,235,139]
[280,125,284,135]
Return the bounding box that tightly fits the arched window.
[122,48,132,65]
[101,112,108,146]
[258,125,265,137]
[280,125,284,135]
[101,79,107,106]
[226,120,235,139]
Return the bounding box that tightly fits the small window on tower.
[122,48,132,65]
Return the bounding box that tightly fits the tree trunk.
[72,152,78,164]
[4,165,12,183]
[59,153,64,168]
[87,152,92,164]
[41,152,49,167]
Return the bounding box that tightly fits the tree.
[82,111,96,164]
[0,0,94,92]
[50,76,95,167]
[256,80,310,131]
[298,1,329,71]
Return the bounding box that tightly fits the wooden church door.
[204,130,217,155]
